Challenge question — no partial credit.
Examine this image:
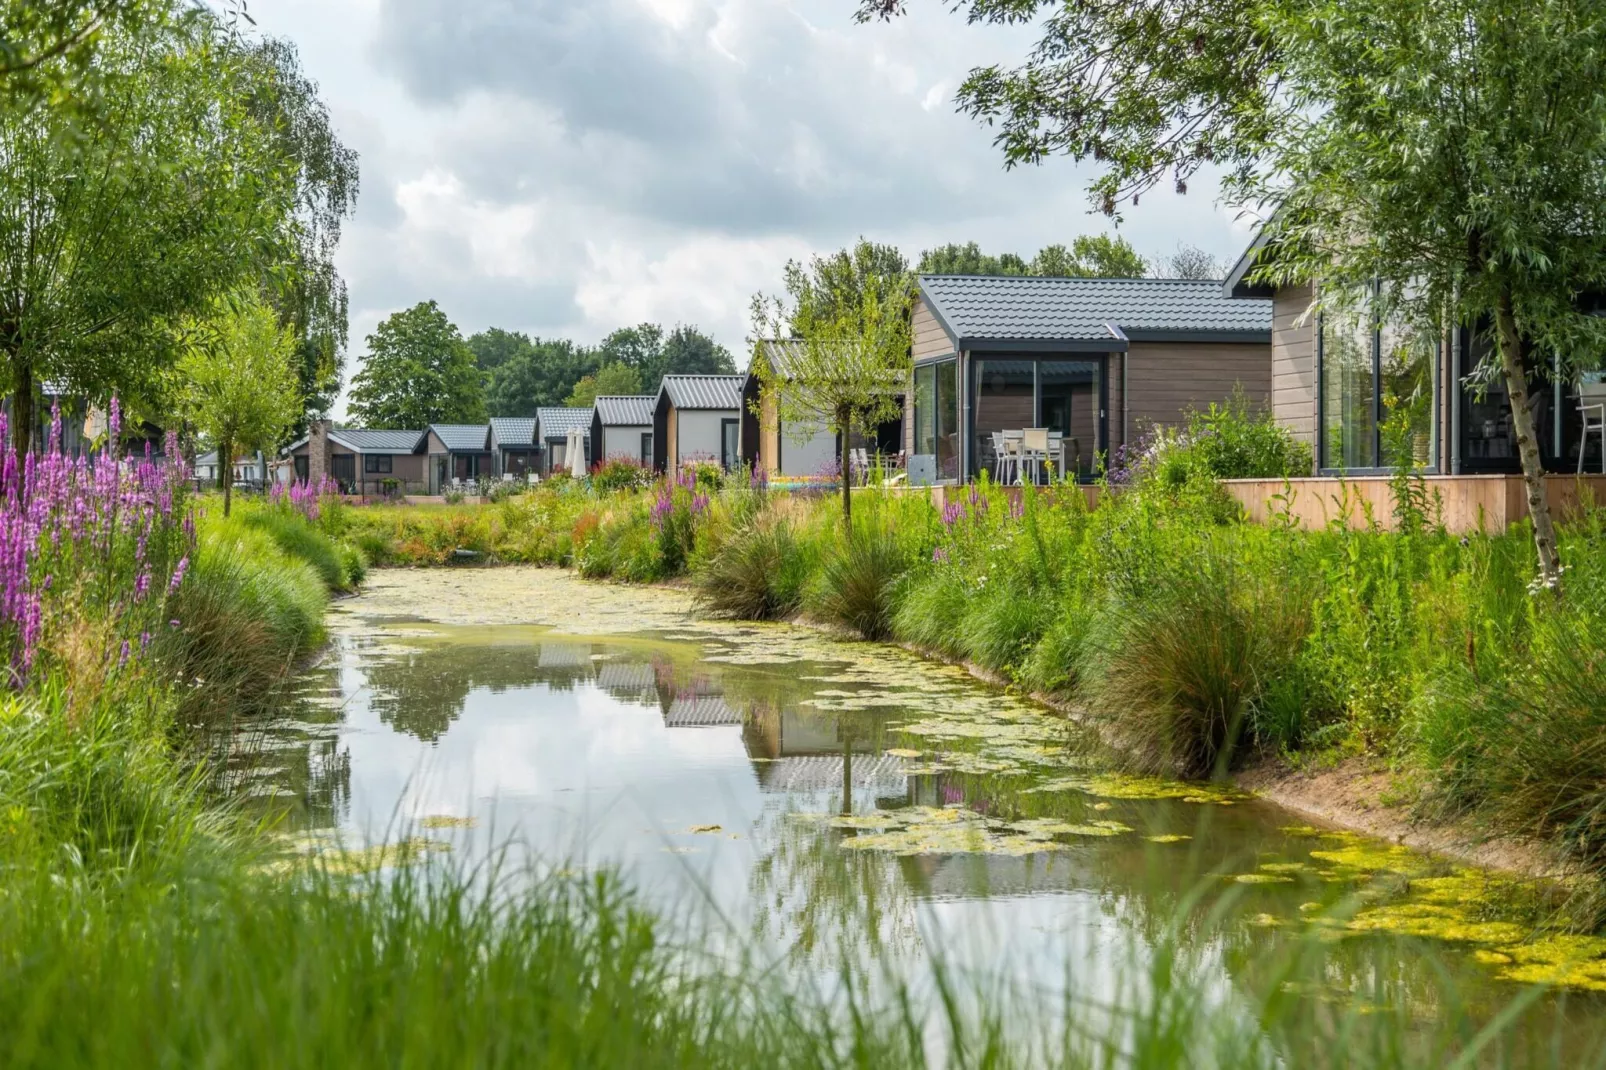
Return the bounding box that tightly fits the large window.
[721,419,739,471]
[913,359,959,481]
[1320,298,1439,472]
[364,453,392,474]
[973,357,1102,481]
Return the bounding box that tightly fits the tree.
[863,0,1606,588]
[0,0,178,109]
[0,11,300,453]
[784,239,911,332]
[348,301,485,429]
[241,36,360,432]
[177,291,301,517]
[478,333,597,415]
[918,242,1027,276]
[564,362,643,408]
[596,322,735,386]
[753,272,914,528]
[1156,244,1227,281]
[916,235,1147,278]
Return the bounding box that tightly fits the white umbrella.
[567,429,586,477]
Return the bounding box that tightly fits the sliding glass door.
[971,356,1104,482]
[912,359,960,482]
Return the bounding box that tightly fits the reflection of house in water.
[594,660,658,704]
[743,701,907,795]
[665,693,743,727]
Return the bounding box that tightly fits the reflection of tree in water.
[362,640,597,742]
[208,659,352,830]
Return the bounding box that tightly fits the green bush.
[1079,548,1311,779]
[165,524,328,715]
[890,568,970,658]
[237,508,356,592]
[808,521,908,641]
[695,520,812,621]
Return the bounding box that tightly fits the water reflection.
[220,621,1606,1061]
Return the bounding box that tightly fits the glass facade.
[1320,298,1440,472]
[913,360,960,482]
[972,357,1102,481]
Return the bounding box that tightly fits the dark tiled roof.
[331,428,425,452]
[536,407,592,438]
[660,374,743,410]
[920,275,1272,345]
[429,424,490,452]
[593,395,655,426]
[488,417,538,448]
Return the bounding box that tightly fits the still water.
[224,569,1606,1058]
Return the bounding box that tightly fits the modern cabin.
[424,424,493,492]
[488,417,541,479]
[284,424,428,495]
[907,274,1273,484]
[590,396,655,466]
[652,374,745,473]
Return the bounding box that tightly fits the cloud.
[249,0,1255,414]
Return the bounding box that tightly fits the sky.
[247,0,1260,411]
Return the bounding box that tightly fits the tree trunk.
[11,359,32,457]
[839,405,853,530]
[1494,288,1562,590]
[220,435,234,518]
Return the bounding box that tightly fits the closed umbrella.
[568,430,586,477]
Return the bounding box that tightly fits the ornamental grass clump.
[694,517,812,621]
[0,401,195,686]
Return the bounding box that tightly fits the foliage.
[177,290,303,516]
[1120,394,1313,486]
[347,301,485,429]
[694,518,813,621]
[565,361,642,409]
[0,10,302,452]
[780,238,910,332]
[241,35,360,429]
[478,331,599,414]
[601,322,737,386]
[0,401,192,683]
[753,257,914,525]
[591,457,654,494]
[918,235,1149,278]
[1156,244,1228,280]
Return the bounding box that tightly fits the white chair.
[990,431,1010,483]
[1579,379,1606,474]
[1001,430,1025,485]
[1022,428,1050,485]
[1046,431,1065,480]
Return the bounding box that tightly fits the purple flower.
[932,546,949,564]
[169,555,189,593]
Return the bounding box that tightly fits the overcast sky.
[248,0,1259,410]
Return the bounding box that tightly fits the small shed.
[535,408,592,475]
[590,395,656,467]
[488,417,540,478]
[652,374,744,473]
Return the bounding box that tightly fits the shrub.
[890,568,970,658]
[238,508,354,592]
[592,457,655,494]
[809,522,908,640]
[1016,591,1093,697]
[1079,549,1310,779]
[694,520,812,621]
[959,577,1054,675]
[164,525,327,716]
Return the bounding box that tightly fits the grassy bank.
[342,420,1606,911]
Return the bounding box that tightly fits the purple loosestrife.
[0,398,195,681]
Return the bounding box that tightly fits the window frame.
[363,453,393,475]
[1317,290,1442,475]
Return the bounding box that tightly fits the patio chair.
[1000,430,1025,485]
[990,431,1010,483]
[1023,428,1050,485]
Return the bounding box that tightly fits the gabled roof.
[429,424,490,452]
[280,427,425,455]
[919,275,1271,350]
[593,395,656,427]
[488,417,538,448]
[332,428,426,453]
[659,374,743,411]
[536,407,592,438]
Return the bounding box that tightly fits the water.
[223,570,1606,1059]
